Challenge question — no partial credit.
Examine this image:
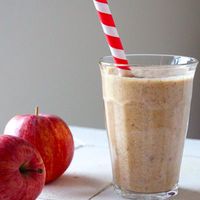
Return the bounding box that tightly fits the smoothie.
[101,66,193,194]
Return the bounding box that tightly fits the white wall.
[0,0,199,138]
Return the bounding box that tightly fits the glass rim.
[99,54,199,70]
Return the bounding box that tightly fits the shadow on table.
[52,173,107,187]
[172,188,200,200]
[44,174,110,198]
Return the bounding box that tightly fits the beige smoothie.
[101,66,194,194]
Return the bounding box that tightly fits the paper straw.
[93,0,130,70]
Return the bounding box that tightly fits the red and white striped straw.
[93,0,130,70]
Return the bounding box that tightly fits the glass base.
[114,184,178,200]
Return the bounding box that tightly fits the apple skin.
[4,114,74,184]
[0,135,46,200]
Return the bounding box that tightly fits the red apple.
[0,135,46,200]
[4,108,74,184]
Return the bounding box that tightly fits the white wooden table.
[38,126,200,200]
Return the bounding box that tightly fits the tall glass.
[99,54,198,199]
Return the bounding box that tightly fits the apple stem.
[19,165,43,174]
[35,106,39,116]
